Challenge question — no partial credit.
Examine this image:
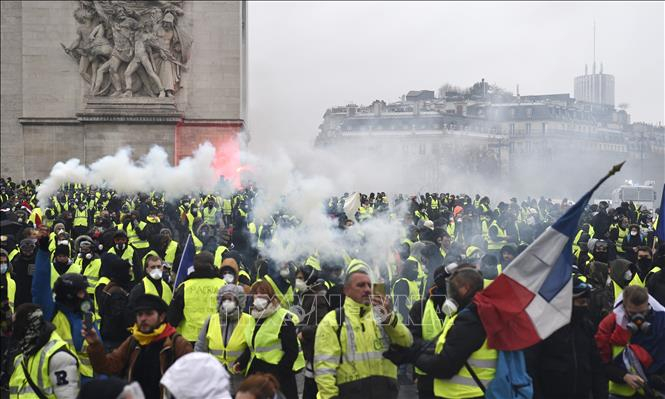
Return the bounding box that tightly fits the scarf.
[131,323,176,346]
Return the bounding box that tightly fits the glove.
[382,343,423,366]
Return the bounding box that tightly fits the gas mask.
[222,273,235,284]
[253,297,268,311]
[442,297,458,316]
[148,268,163,280]
[295,278,308,292]
[627,311,652,334]
[221,299,237,314]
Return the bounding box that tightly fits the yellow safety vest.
[245,307,305,373]
[391,278,420,310]
[51,311,93,378]
[609,345,644,397]
[612,273,646,301]
[206,312,254,370]
[263,275,294,309]
[73,258,102,295]
[107,245,135,265]
[203,207,219,225]
[125,222,149,249]
[614,225,628,253]
[73,209,88,227]
[487,220,507,251]
[6,274,16,312]
[164,240,178,265]
[142,276,173,304]
[177,278,226,341]
[415,298,445,376]
[434,313,497,398]
[222,199,232,215]
[8,331,70,399]
[213,246,229,268]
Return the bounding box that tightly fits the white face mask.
[221,300,236,313]
[149,269,163,280]
[442,298,458,316]
[223,273,235,284]
[279,269,290,278]
[84,252,93,260]
[57,240,69,246]
[295,278,308,292]
[253,297,268,310]
[624,270,633,281]
[630,231,638,236]
[0,263,7,274]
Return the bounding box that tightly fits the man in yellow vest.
[1,249,15,313]
[314,270,413,399]
[405,268,497,399]
[168,251,225,343]
[129,253,173,306]
[9,304,80,398]
[195,284,253,393]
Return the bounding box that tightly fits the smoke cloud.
[37,142,218,205]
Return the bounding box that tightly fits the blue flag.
[174,234,195,288]
[656,184,665,242]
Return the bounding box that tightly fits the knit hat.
[54,244,70,258]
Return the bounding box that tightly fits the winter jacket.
[527,313,608,399]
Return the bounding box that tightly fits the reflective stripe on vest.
[206,312,254,368]
[143,276,173,304]
[433,313,497,398]
[9,331,69,398]
[487,220,507,251]
[214,246,229,268]
[51,311,93,378]
[177,278,226,341]
[164,241,178,265]
[263,275,294,308]
[245,308,305,372]
[391,278,420,310]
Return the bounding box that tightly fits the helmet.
[53,273,89,302]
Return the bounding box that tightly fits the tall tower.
[574,22,615,106]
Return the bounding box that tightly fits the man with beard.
[9,304,80,398]
[84,294,192,399]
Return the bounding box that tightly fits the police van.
[610,181,658,210]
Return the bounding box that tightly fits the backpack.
[466,350,533,399]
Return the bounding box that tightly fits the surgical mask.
[630,231,638,236]
[0,263,7,274]
[57,240,69,246]
[149,269,163,280]
[221,300,236,313]
[253,297,268,310]
[280,268,290,278]
[223,273,235,284]
[295,278,308,292]
[442,297,458,316]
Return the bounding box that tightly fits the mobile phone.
[372,282,386,297]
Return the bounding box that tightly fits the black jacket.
[647,268,665,308]
[11,253,36,308]
[526,313,608,399]
[414,303,486,380]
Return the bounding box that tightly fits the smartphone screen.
[372,282,386,297]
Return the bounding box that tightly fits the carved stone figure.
[63,1,191,98]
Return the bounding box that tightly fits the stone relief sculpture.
[62,1,192,98]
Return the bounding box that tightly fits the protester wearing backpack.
[95,253,135,351]
[526,276,608,399]
[83,294,192,399]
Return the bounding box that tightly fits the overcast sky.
[247,1,664,154]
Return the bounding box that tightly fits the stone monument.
[1,0,246,179]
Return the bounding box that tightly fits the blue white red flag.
[474,162,625,350]
[174,234,195,288]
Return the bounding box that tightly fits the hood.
[217,283,246,309]
[609,258,633,287]
[588,261,609,286]
[160,353,232,399]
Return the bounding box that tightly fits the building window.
[419,144,426,155]
[526,123,531,135]
[542,123,547,134]
[526,108,533,118]
[509,124,515,135]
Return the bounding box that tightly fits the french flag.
[474,163,624,351]
[174,234,195,288]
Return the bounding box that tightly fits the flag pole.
[589,161,625,194]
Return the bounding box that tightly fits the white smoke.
[37,142,218,205]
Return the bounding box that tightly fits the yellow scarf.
[131,323,167,346]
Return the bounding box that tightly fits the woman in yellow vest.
[236,280,304,399]
[195,284,254,394]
